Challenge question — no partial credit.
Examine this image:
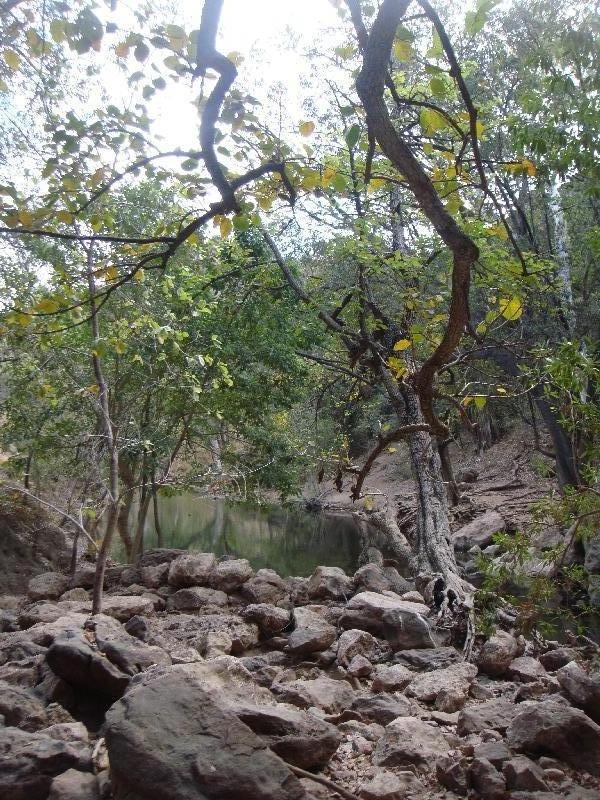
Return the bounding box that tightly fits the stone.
[69,564,96,589]
[19,602,91,629]
[350,693,412,724]
[241,569,288,605]
[123,615,150,641]
[44,722,89,746]
[0,727,88,800]
[470,757,507,800]
[372,664,413,693]
[167,552,216,588]
[539,648,578,672]
[435,687,467,712]
[477,630,519,677]
[285,610,336,656]
[307,566,353,601]
[339,591,430,636]
[168,586,228,611]
[199,630,233,658]
[360,769,424,799]
[48,769,99,800]
[136,548,185,568]
[234,703,341,770]
[139,563,169,590]
[0,680,48,730]
[105,670,310,800]
[347,655,372,678]
[337,629,377,667]
[474,740,512,767]
[241,604,290,635]
[373,716,449,768]
[436,754,469,794]
[503,756,549,791]
[210,558,253,592]
[453,510,506,550]
[59,588,90,602]
[407,662,477,704]
[161,613,259,655]
[507,698,600,776]
[394,646,460,671]
[401,591,425,603]
[27,572,70,602]
[557,661,600,723]
[272,676,355,714]
[457,698,518,735]
[382,605,436,650]
[509,655,547,683]
[101,595,155,622]
[353,564,390,593]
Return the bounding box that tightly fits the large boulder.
[406,662,477,705]
[373,717,449,768]
[136,548,186,569]
[382,605,436,650]
[477,630,519,677]
[353,563,391,594]
[101,595,155,622]
[339,591,430,637]
[241,570,288,605]
[211,558,253,593]
[507,698,600,776]
[105,670,312,800]
[350,693,412,724]
[0,680,49,730]
[167,587,227,612]
[0,726,89,800]
[307,566,353,601]
[27,572,70,602]
[48,769,99,800]
[234,703,341,770]
[372,664,413,693]
[557,661,600,723]
[457,698,518,735]
[241,604,290,635]
[271,676,355,714]
[337,629,378,668]
[285,608,336,656]
[167,553,216,588]
[452,511,505,551]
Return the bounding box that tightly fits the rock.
[360,769,424,799]
[123,615,150,641]
[557,661,600,723]
[158,613,259,655]
[337,629,377,667]
[168,586,228,611]
[436,754,469,794]
[453,510,506,550]
[372,664,413,693]
[241,604,290,635]
[48,769,99,800]
[69,564,96,589]
[200,630,233,658]
[350,693,412,724]
[211,558,253,592]
[101,595,155,622]
[136,548,185,568]
[44,722,89,746]
[477,630,519,677]
[0,727,88,800]
[470,757,507,800]
[167,552,216,588]
[435,687,467,712]
[457,698,518,735]
[503,756,549,791]
[139,563,169,590]
[307,566,353,601]
[234,703,341,770]
[507,698,600,776]
[347,655,372,678]
[0,680,48,730]
[509,655,547,683]
[373,716,449,767]
[19,602,91,629]
[59,588,90,602]
[105,670,310,800]
[394,646,460,671]
[285,610,336,656]
[406,662,477,704]
[272,676,355,714]
[353,564,390,593]
[474,740,512,767]
[382,568,413,596]
[27,572,70,602]
[242,569,288,605]
[401,591,425,603]
[339,591,430,636]
[382,605,436,650]
[540,648,578,672]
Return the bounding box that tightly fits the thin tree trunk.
[152,478,163,548]
[549,178,575,333]
[131,484,152,561]
[438,439,460,506]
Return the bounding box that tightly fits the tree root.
[289,764,362,800]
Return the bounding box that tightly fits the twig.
[288,765,362,800]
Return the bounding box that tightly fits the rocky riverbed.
[1,549,600,800]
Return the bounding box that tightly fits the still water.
[130,495,362,577]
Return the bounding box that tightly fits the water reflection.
[123,495,362,577]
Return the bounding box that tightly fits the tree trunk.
[403,386,462,589]
[131,486,152,561]
[151,478,163,548]
[438,439,460,506]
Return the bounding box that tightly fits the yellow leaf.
[499,296,523,320]
[86,384,100,394]
[393,40,413,61]
[219,217,233,238]
[16,312,31,327]
[226,51,244,66]
[486,223,508,240]
[387,447,397,453]
[321,166,337,186]
[299,121,315,137]
[474,395,487,409]
[3,49,20,71]
[393,338,411,351]
[367,177,386,192]
[134,268,145,283]
[462,396,474,406]
[258,195,273,211]
[363,496,374,511]
[114,339,126,354]
[35,298,59,314]
[496,386,507,394]
[115,42,130,58]
[522,158,536,176]
[18,209,33,227]
[105,266,118,281]
[388,357,408,378]
[56,210,74,224]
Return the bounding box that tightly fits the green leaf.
[393,40,413,61]
[3,49,20,71]
[429,77,446,98]
[345,124,360,150]
[420,108,446,135]
[134,42,149,62]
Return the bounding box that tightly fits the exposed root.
[289,764,362,800]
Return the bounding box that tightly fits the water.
[128,495,362,577]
